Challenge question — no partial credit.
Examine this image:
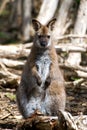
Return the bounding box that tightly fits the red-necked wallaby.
[16,18,66,118]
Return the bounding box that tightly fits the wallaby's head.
[32,18,56,48]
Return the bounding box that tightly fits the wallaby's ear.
[47,18,56,31]
[32,19,41,31]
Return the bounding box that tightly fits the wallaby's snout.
[38,35,50,48]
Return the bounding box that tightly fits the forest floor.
[0,80,87,129]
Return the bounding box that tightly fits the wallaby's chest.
[36,54,51,82]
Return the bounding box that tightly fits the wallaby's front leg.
[44,62,57,89]
[32,66,42,86]
[44,75,51,90]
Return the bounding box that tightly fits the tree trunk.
[21,0,32,41]
[67,0,87,66]
[53,0,73,41]
[37,0,59,25]
[9,0,22,29]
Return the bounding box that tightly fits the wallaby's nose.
[40,41,47,47]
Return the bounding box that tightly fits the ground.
[0,82,87,129]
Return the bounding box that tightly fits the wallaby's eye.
[47,35,50,38]
[38,35,50,39]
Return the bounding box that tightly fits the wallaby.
[16,18,66,118]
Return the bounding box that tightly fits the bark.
[37,0,59,25]
[67,0,87,66]
[53,0,74,41]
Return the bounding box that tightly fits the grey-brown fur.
[16,19,66,118]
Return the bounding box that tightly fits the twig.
[65,78,86,88]
[1,113,11,120]
[60,63,87,73]
[0,62,19,78]
[6,108,15,117]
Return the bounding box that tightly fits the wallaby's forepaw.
[44,76,51,89]
[36,75,42,86]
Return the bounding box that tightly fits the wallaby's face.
[32,19,56,48]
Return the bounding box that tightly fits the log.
[0,44,31,59]
[0,58,24,69]
[60,63,87,78]
[0,111,87,130]
[16,114,87,130]
[0,42,87,60]
[55,44,86,53]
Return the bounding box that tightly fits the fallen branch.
[0,111,87,130]
[1,113,11,120]
[0,44,30,59]
[55,44,86,53]
[56,34,87,40]
[0,58,24,69]
[60,63,87,78]
[0,62,20,78]
[65,78,86,88]
[61,63,87,73]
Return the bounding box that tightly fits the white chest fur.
[36,53,51,85]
